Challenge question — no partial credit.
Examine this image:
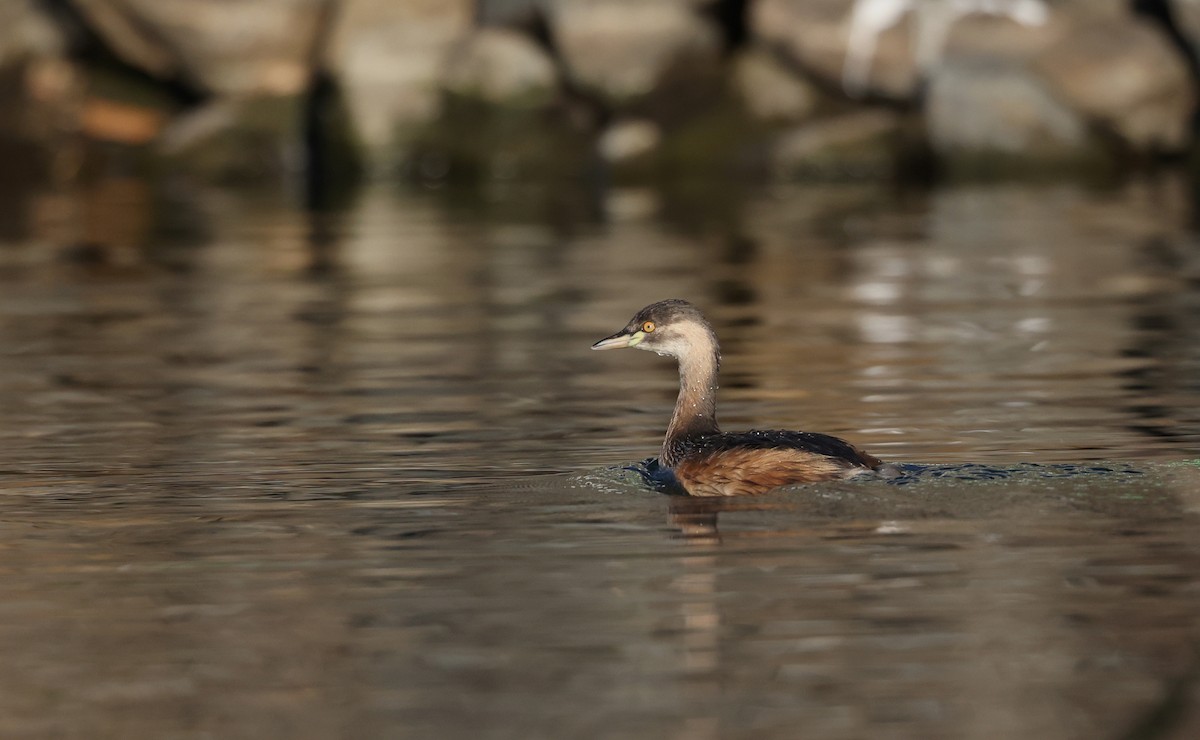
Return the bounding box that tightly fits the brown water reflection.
[0,177,1198,737]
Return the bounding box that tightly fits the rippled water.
[1,178,1199,738]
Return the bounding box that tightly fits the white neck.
[660,321,720,466]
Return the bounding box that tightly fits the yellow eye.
[641,321,655,333]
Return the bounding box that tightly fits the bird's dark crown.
[627,299,709,331]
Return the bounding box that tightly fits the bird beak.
[591,329,645,350]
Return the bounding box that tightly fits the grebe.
[592,299,895,496]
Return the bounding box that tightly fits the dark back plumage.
[670,429,883,470]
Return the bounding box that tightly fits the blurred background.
[2,0,1200,203]
[4,2,1200,738]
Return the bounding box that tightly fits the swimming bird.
[592,299,895,496]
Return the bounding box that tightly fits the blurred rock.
[548,0,720,105]
[1034,18,1194,154]
[752,0,920,101]
[752,0,1192,158]
[751,0,1102,104]
[731,47,820,124]
[0,3,76,192]
[55,1,477,158]
[598,119,661,163]
[14,0,1200,182]
[72,0,318,95]
[442,28,558,106]
[1175,0,1200,43]
[404,94,594,184]
[80,96,165,145]
[753,0,1048,101]
[933,3,1191,157]
[476,0,544,27]
[158,96,302,182]
[924,59,1098,177]
[67,0,185,83]
[939,8,1060,61]
[925,60,1085,155]
[0,1,64,70]
[332,0,474,157]
[770,109,901,178]
[0,2,72,142]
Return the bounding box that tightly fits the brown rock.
[732,47,820,123]
[548,0,720,105]
[332,0,474,154]
[751,0,920,101]
[1034,18,1194,153]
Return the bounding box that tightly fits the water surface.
[1,178,1198,738]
